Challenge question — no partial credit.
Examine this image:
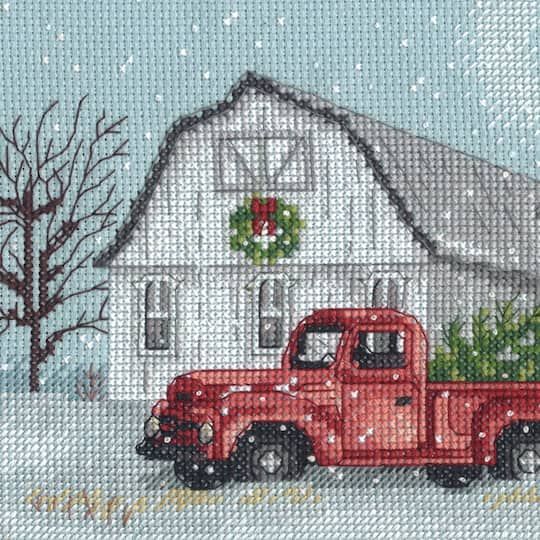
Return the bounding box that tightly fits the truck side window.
[353,331,405,368]
[291,325,343,369]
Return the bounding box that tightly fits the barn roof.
[94,73,538,285]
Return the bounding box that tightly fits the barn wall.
[108,263,427,400]
[112,87,424,268]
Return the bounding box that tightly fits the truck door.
[339,327,420,455]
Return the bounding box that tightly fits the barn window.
[217,135,312,191]
[258,279,284,348]
[372,277,400,308]
[247,273,295,355]
[135,275,181,355]
[145,281,171,350]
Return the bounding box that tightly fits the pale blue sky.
[0,0,537,392]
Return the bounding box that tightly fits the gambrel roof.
[94,73,538,284]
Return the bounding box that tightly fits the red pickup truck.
[136,308,540,490]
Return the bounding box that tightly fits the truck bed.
[425,381,540,457]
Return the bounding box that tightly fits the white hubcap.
[518,449,540,474]
[259,450,283,474]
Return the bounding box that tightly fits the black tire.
[174,448,230,490]
[426,466,482,488]
[232,423,312,482]
[491,422,540,480]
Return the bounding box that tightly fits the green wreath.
[229,195,305,265]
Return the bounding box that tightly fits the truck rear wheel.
[232,423,312,482]
[491,422,540,480]
[426,466,482,488]
[173,448,230,490]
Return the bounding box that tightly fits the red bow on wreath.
[251,197,277,235]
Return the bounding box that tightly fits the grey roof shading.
[94,72,538,284]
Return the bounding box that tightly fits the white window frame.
[246,273,295,355]
[133,274,182,356]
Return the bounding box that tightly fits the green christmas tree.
[428,300,540,382]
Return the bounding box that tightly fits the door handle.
[395,395,412,406]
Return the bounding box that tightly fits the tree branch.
[42,297,109,360]
[36,96,86,170]
[0,228,24,295]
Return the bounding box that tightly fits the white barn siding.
[112,89,422,268]
[109,263,427,400]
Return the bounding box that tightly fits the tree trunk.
[22,213,40,392]
[29,318,41,392]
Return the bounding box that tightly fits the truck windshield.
[291,324,343,369]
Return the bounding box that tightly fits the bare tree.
[0,97,127,391]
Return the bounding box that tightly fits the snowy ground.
[0,395,538,540]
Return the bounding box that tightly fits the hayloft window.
[258,279,284,348]
[145,281,171,350]
[217,135,312,191]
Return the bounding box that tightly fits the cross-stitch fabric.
[0,1,538,539]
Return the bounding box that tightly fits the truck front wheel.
[173,448,230,490]
[426,466,482,488]
[232,424,312,482]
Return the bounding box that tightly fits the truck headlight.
[144,416,160,438]
[198,422,214,444]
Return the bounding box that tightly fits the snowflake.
[119,55,134,75]
[276,16,285,26]
[179,48,189,57]
[223,11,239,27]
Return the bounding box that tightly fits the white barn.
[94,73,538,400]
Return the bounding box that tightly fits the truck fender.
[215,392,334,464]
[472,397,540,466]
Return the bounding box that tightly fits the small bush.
[75,363,106,401]
[428,300,540,382]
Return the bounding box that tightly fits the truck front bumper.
[136,439,204,462]
[136,438,182,460]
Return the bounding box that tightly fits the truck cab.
[136,308,540,490]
